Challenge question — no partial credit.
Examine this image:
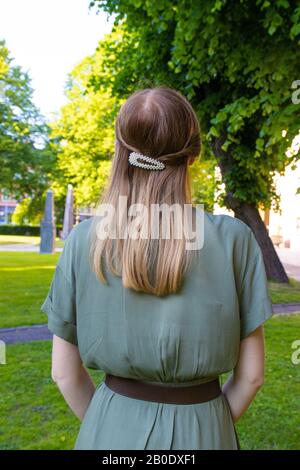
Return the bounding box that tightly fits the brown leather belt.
[104,374,222,405]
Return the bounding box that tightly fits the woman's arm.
[51,335,96,421]
[222,325,265,423]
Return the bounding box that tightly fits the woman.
[41,86,273,450]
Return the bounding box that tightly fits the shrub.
[0,225,63,236]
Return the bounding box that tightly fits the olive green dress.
[41,210,273,450]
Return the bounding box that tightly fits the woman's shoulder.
[203,210,252,238]
[60,217,94,261]
[202,210,263,267]
[67,217,94,242]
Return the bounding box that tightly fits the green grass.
[0,341,103,450]
[55,239,65,248]
[0,251,299,329]
[0,235,64,248]
[235,314,300,449]
[0,235,41,245]
[0,252,59,328]
[268,278,300,304]
[0,315,299,449]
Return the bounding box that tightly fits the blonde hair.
[90,86,201,296]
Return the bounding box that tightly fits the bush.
[0,225,40,236]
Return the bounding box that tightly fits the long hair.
[90,86,201,296]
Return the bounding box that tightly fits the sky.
[0,0,113,120]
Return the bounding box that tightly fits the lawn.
[0,235,41,245]
[0,235,64,248]
[234,314,300,450]
[0,251,299,329]
[0,252,60,328]
[268,278,300,304]
[0,340,103,450]
[0,315,299,450]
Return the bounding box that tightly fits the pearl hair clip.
[128,152,166,171]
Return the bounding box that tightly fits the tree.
[0,40,54,210]
[89,0,300,282]
[12,197,41,225]
[190,158,217,212]
[51,37,217,215]
[50,54,117,210]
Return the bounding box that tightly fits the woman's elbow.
[51,363,84,384]
[51,367,66,383]
[51,364,74,383]
[244,373,264,389]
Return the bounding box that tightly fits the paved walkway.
[272,303,300,314]
[0,324,53,344]
[279,263,300,282]
[275,247,300,282]
[1,304,299,344]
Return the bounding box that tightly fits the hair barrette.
[128,152,165,171]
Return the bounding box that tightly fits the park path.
[0,304,299,345]
[275,247,300,282]
[0,324,52,344]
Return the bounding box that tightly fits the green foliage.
[0,225,40,236]
[90,0,300,209]
[50,55,118,208]
[190,158,217,212]
[12,197,44,225]
[51,23,218,210]
[0,40,55,201]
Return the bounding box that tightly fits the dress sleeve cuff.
[41,295,78,346]
[240,296,274,340]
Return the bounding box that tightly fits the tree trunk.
[226,198,289,283]
[211,135,289,283]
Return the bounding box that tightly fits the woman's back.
[42,209,272,449]
[42,86,273,450]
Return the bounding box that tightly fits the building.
[0,191,17,224]
[265,160,300,250]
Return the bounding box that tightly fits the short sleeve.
[235,228,273,340]
[41,232,78,345]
